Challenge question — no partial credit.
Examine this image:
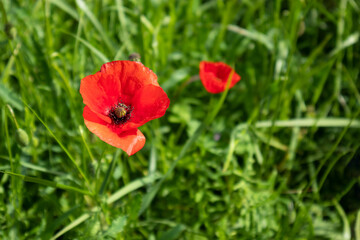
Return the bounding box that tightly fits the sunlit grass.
[0,0,359,239]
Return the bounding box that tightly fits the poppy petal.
[80,72,122,118]
[83,106,145,156]
[126,84,170,129]
[199,61,241,94]
[100,61,159,98]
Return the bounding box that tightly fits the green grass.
[1,0,360,239]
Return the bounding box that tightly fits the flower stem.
[98,151,119,195]
[138,70,235,216]
[6,104,20,129]
[206,70,234,124]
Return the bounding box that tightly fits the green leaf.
[0,82,23,110]
[158,224,186,240]
[103,216,127,237]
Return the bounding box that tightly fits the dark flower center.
[108,103,133,125]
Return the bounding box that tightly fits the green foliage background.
[1,0,360,239]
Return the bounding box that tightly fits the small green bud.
[128,53,141,62]
[4,23,16,39]
[15,128,29,147]
[32,135,39,147]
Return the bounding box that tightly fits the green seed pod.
[15,128,29,147]
[128,53,141,62]
[4,23,16,39]
[32,135,39,147]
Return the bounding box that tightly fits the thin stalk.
[23,101,91,190]
[98,151,119,195]
[138,70,235,216]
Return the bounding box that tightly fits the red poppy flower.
[80,61,170,156]
[199,61,241,94]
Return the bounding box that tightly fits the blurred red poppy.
[80,61,170,156]
[199,61,241,94]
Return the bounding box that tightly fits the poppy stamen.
[109,103,133,125]
[115,106,127,118]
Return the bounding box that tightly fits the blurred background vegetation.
[1,0,360,239]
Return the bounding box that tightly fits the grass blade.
[330,32,359,57]
[51,213,91,240]
[333,199,351,240]
[79,126,95,163]
[62,30,109,62]
[43,205,80,239]
[75,0,114,52]
[98,150,119,195]
[0,82,23,111]
[223,135,238,172]
[253,118,360,128]
[50,0,79,20]
[51,174,160,239]
[107,174,161,204]
[0,155,64,176]
[23,101,91,188]
[356,210,360,240]
[227,24,274,51]
[159,224,186,240]
[318,149,356,191]
[115,0,133,52]
[251,128,288,151]
[1,171,92,196]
